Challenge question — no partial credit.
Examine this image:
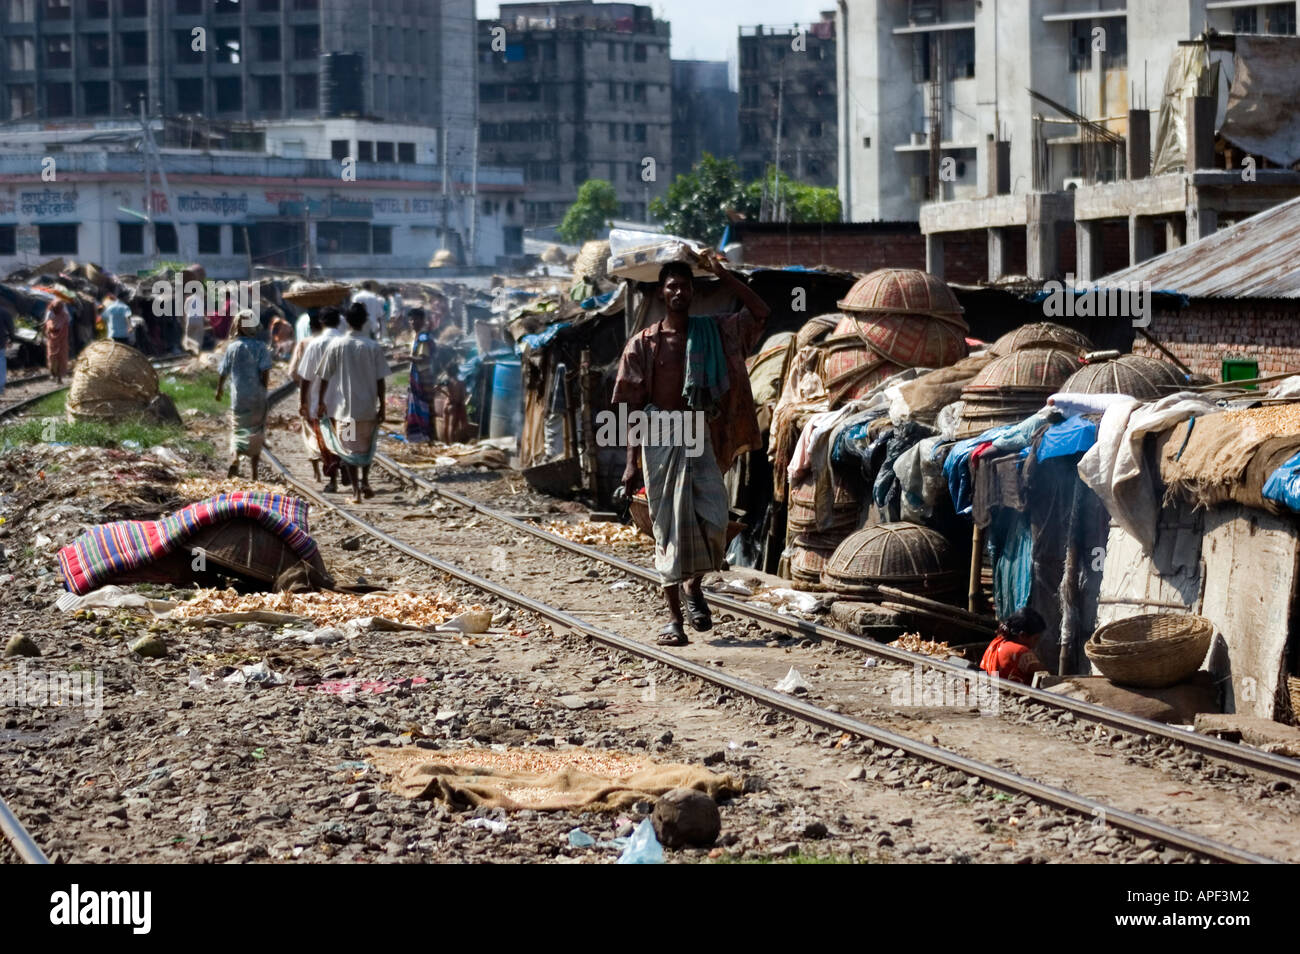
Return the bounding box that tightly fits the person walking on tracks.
[612,253,770,646]
[316,303,391,503]
[297,306,345,491]
[215,309,273,481]
[404,307,438,443]
[44,298,72,385]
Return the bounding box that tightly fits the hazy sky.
[479,0,834,68]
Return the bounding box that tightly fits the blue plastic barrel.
[488,358,523,439]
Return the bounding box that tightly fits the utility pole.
[468,122,479,267]
[140,98,191,262]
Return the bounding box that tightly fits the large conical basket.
[66,340,159,421]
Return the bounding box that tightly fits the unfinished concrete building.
[839,0,1300,284]
[738,13,838,188]
[478,1,672,227]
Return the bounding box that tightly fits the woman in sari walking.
[404,307,438,443]
[44,298,71,384]
[215,309,273,480]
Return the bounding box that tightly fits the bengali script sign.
[176,192,249,216]
[20,189,77,217]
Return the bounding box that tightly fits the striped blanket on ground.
[58,492,318,596]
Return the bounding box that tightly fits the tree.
[745,166,841,223]
[648,153,757,245]
[558,179,619,245]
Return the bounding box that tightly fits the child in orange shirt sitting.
[980,608,1048,684]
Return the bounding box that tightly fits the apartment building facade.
[737,12,838,188]
[478,1,672,227]
[838,0,1300,223]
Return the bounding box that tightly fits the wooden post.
[578,347,598,496]
[968,523,985,615]
[1057,482,1083,676]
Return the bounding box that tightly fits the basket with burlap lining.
[1084,613,1214,689]
[66,340,159,421]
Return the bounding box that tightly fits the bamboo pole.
[968,523,985,615]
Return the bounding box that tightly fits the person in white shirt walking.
[350,281,385,341]
[316,303,391,503]
[296,306,345,490]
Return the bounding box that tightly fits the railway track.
[248,409,1293,863]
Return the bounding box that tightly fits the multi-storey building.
[838,0,1300,282]
[671,59,737,178]
[737,12,838,188]
[478,1,672,227]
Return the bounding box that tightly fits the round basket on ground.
[1084,613,1214,689]
[965,347,1080,392]
[821,521,961,598]
[66,340,159,421]
[836,268,965,326]
[988,322,1093,357]
[1061,354,1184,399]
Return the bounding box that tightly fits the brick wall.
[734,223,989,284]
[1134,300,1300,377]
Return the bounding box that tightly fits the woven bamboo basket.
[821,521,961,598]
[988,322,1093,357]
[66,340,159,421]
[1084,613,1214,688]
[836,268,965,326]
[629,492,743,544]
[573,240,612,284]
[795,313,841,350]
[1061,354,1183,399]
[282,282,351,309]
[1289,676,1300,726]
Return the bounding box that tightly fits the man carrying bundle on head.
[612,252,771,646]
[296,306,345,490]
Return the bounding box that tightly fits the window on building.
[121,32,148,67]
[8,0,34,21]
[119,223,143,254]
[356,140,373,161]
[120,80,147,111]
[155,223,178,254]
[7,38,34,72]
[479,83,503,103]
[376,141,394,162]
[371,226,392,254]
[608,41,615,59]
[1069,19,1092,71]
[912,34,933,82]
[633,123,646,143]
[1104,18,1127,68]
[809,120,823,138]
[0,227,15,256]
[85,35,109,69]
[1234,8,1258,33]
[118,0,145,16]
[503,226,522,255]
[1267,3,1296,34]
[175,30,203,64]
[173,0,200,12]
[256,74,281,112]
[44,0,71,19]
[293,74,318,110]
[257,0,279,9]
[85,0,108,16]
[294,0,318,9]
[632,83,646,103]
[741,122,758,145]
[330,138,349,160]
[404,31,417,62]
[46,82,73,116]
[176,78,203,112]
[215,28,241,64]
[294,25,320,60]
[9,84,35,120]
[397,142,415,163]
[316,221,369,254]
[197,223,222,255]
[257,26,280,62]
[214,77,242,112]
[44,37,72,70]
[39,225,77,255]
[947,29,975,79]
[740,43,757,69]
[232,227,248,255]
[634,44,646,62]
[608,81,616,101]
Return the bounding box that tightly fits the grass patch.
[0,386,214,454]
[712,849,861,865]
[390,370,410,392]
[160,369,226,418]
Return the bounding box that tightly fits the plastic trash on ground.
[616,818,664,864]
[568,828,595,848]
[437,609,492,634]
[774,667,811,695]
[222,661,287,687]
[464,817,508,835]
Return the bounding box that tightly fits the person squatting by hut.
[405,307,438,442]
[297,306,345,489]
[612,254,771,646]
[316,303,391,503]
[44,298,72,384]
[215,309,273,480]
[980,608,1048,685]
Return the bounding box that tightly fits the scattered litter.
[464,817,509,835]
[609,580,635,592]
[177,588,503,632]
[541,520,646,546]
[222,661,287,687]
[774,667,811,695]
[616,818,664,864]
[33,533,52,549]
[888,632,954,658]
[437,609,492,634]
[568,828,596,848]
[348,616,431,633]
[57,585,175,616]
[711,577,760,596]
[302,676,429,696]
[759,588,829,614]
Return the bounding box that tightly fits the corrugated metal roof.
[1102,194,1300,299]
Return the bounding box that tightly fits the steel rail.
[264,445,1279,864]
[371,450,1300,785]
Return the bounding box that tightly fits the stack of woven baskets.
[822,269,969,405]
[1061,353,1184,400]
[1084,613,1213,688]
[786,474,860,587]
[821,522,962,600]
[958,347,1080,438]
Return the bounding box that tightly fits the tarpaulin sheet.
[1220,36,1300,168]
[1034,414,1097,462]
[1152,44,1219,176]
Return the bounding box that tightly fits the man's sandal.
[656,622,688,646]
[684,591,712,632]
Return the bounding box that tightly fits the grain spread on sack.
[540,520,646,546]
